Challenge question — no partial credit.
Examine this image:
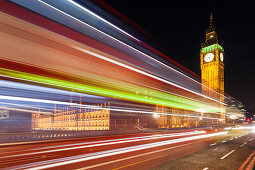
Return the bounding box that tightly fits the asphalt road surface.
[154,128,255,170]
[0,128,254,170]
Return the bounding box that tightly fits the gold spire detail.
[202,13,218,48]
[206,13,216,34]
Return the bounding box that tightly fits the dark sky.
[102,1,255,110]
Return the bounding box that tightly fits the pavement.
[0,128,254,170]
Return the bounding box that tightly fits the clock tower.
[200,14,225,120]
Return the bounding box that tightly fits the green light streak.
[0,67,224,113]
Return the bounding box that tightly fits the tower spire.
[206,13,215,33]
[210,13,213,24]
[202,13,218,47]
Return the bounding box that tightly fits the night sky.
[102,1,255,111]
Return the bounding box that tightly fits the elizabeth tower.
[200,14,225,121]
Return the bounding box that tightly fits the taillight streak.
[0,131,206,159]
[11,131,227,170]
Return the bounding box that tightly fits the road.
[154,128,255,170]
[0,128,253,170]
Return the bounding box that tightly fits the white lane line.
[220,150,236,160]
[240,142,247,147]
[249,138,253,142]
[202,167,209,170]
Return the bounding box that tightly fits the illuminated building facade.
[157,105,199,129]
[32,103,110,131]
[200,14,225,122]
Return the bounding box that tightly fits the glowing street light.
[153,113,160,118]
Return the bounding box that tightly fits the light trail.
[0,68,224,113]
[10,131,228,170]
[132,80,212,106]
[0,101,53,112]
[0,74,206,110]
[0,70,225,117]
[0,2,229,122]
[73,46,226,106]
[0,80,98,99]
[66,0,140,42]
[0,1,244,155]
[0,131,206,159]
[0,106,51,115]
[37,0,226,105]
[77,141,200,170]
[4,131,204,154]
[0,93,224,120]
[0,95,79,106]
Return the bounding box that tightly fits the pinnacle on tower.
[206,13,215,33]
[202,13,218,47]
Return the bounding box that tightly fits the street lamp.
[153,113,160,118]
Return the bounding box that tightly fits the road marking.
[76,141,201,170]
[202,167,209,170]
[220,150,235,160]
[246,153,255,170]
[113,154,168,170]
[249,139,253,142]
[240,142,247,147]
[238,150,255,170]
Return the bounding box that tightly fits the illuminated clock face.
[204,53,214,62]
[220,53,224,62]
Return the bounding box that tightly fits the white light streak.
[0,92,224,120]
[66,0,140,42]
[0,95,76,106]
[77,141,200,170]
[0,106,51,114]
[11,131,227,170]
[37,0,226,105]
[74,46,225,106]
[0,131,205,159]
